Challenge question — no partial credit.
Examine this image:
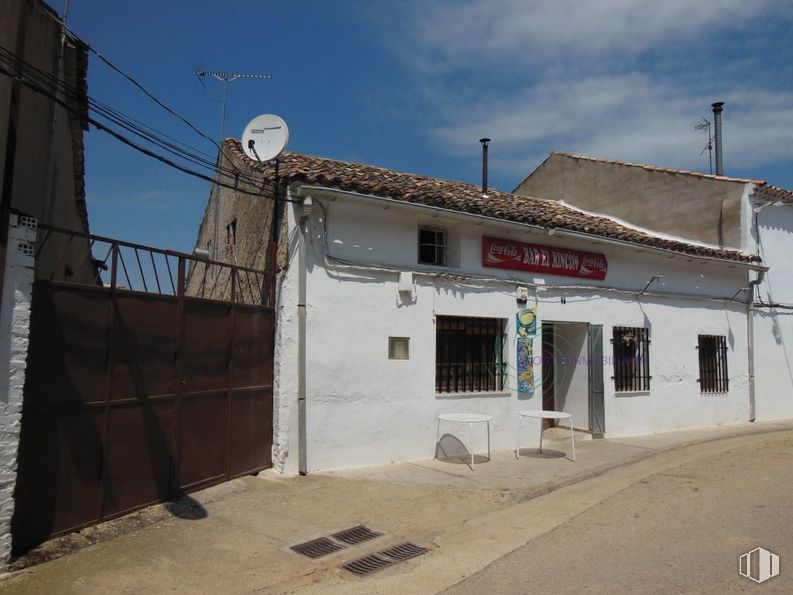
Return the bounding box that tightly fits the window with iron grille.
[698,335,729,393]
[418,226,447,266]
[435,316,506,393]
[611,326,651,392]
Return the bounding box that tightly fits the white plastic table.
[517,410,576,462]
[436,413,493,467]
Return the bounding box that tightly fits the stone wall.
[187,147,289,302]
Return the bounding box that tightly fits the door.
[588,324,605,438]
[541,323,555,428]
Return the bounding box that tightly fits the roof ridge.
[551,151,765,185]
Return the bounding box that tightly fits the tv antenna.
[194,70,272,261]
[695,117,713,175]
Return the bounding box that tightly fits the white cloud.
[374,0,793,181]
[401,0,785,72]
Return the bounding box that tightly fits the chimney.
[711,102,724,175]
[479,138,491,196]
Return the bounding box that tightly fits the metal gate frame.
[11,223,275,553]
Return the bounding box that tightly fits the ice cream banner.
[482,236,607,280]
[517,337,534,394]
[516,306,537,338]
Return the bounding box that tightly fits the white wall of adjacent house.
[752,203,793,420]
[0,215,36,566]
[271,189,753,472]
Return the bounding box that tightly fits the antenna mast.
[194,70,272,261]
[694,117,713,175]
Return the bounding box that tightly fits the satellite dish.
[241,114,289,162]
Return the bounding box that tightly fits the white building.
[197,140,766,473]
[516,152,793,423]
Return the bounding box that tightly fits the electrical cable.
[0,61,297,203]
[39,9,257,181]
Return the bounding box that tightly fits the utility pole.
[194,71,272,260]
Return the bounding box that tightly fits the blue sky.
[66,0,793,253]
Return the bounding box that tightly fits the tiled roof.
[752,183,793,205]
[225,139,761,264]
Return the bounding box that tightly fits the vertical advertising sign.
[516,307,537,394]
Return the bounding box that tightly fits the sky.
[63,0,793,253]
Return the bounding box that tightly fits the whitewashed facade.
[272,184,760,473]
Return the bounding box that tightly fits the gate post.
[0,214,36,569]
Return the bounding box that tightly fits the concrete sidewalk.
[3,419,792,594]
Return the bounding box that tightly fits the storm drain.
[342,553,395,576]
[290,536,346,559]
[343,542,429,576]
[332,525,383,545]
[379,542,428,562]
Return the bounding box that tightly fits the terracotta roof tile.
[225,140,761,265]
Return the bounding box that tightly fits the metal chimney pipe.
[479,138,491,196]
[712,102,724,175]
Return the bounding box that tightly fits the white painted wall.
[271,188,753,472]
[752,203,793,420]
[0,215,36,567]
[552,323,589,430]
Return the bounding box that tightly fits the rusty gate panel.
[12,225,275,554]
[178,393,227,489]
[23,285,109,408]
[229,388,273,476]
[182,300,231,392]
[111,295,178,400]
[103,403,174,517]
[11,408,104,552]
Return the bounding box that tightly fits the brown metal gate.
[11,224,274,553]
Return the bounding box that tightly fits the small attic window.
[226,220,237,246]
[418,226,447,266]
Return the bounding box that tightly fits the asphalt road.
[446,431,793,594]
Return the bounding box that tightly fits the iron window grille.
[435,316,506,393]
[611,326,651,392]
[697,335,729,393]
[418,226,447,266]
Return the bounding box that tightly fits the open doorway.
[541,321,591,433]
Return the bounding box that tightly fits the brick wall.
[0,214,35,568]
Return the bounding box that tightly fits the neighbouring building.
[515,152,793,422]
[0,0,92,565]
[195,139,765,473]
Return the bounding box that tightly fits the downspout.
[747,269,764,422]
[297,194,312,475]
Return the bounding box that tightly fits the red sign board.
[482,236,607,280]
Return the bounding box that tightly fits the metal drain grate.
[342,553,395,576]
[332,525,383,545]
[290,536,346,559]
[379,542,428,562]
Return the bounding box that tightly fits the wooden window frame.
[418,226,448,267]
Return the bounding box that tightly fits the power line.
[0,60,296,204]
[37,8,269,190]
[0,44,279,192]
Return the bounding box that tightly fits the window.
[418,226,447,266]
[698,335,729,393]
[389,337,410,360]
[435,316,506,393]
[226,219,237,246]
[611,326,651,391]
